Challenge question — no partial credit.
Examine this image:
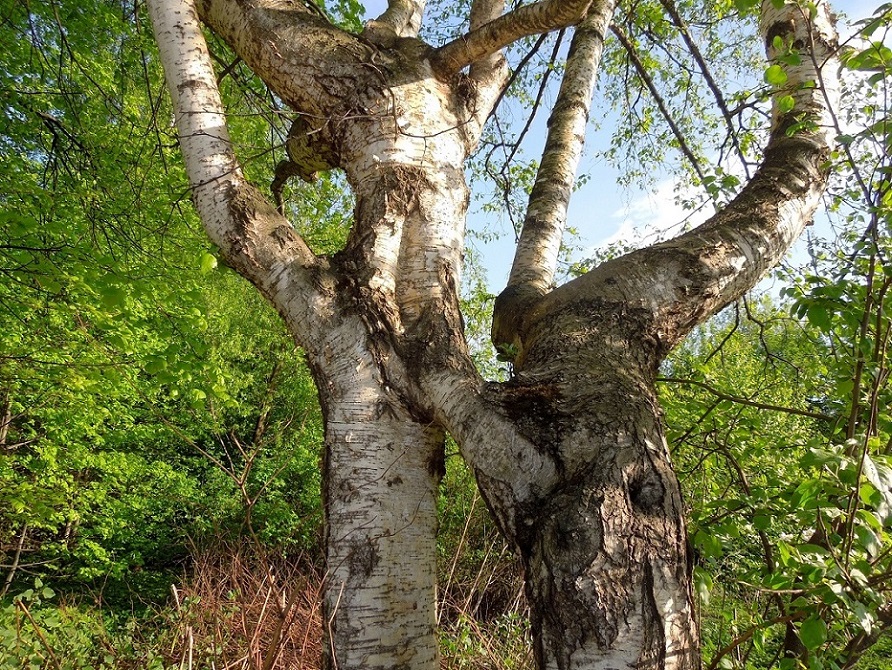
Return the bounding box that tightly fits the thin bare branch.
[657,0,751,178]
[706,614,805,670]
[490,29,565,229]
[657,376,834,421]
[611,22,710,188]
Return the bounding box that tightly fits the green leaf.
[853,603,874,634]
[753,514,771,531]
[778,95,796,114]
[806,305,831,331]
[693,566,713,604]
[100,285,127,308]
[765,64,788,86]
[199,251,218,274]
[733,0,760,12]
[694,530,723,558]
[800,615,828,650]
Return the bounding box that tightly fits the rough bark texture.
[148,0,840,667]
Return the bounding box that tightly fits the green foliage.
[660,6,892,666]
[2,0,892,668]
[0,579,172,669]
[0,0,330,607]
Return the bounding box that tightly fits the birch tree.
[146,0,841,667]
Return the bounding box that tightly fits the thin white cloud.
[592,178,713,250]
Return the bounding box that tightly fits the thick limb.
[366,0,425,38]
[492,0,617,352]
[509,0,840,365]
[432,0,593,75]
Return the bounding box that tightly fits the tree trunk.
[320,392,443,669]
[498,321,697,669]
[447,291,697,668]
[147,0,840,666]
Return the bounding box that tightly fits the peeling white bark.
[148,2,449,667]
[507,0,615,291]
[194,0,368,115]
[146,0,338,352]
[467,0,510,132]
[761,0,839,148]
[323,390,442,670]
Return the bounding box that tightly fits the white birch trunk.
[321,388,443,669]
[148,0,841,667]
[494,0,616,351]
[147,1,458,666]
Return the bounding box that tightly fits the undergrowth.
[1,539,531,670]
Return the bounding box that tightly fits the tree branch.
[706,614,805,670]
[431,0,593,75]
[611,22,710,189]
[486,30,564,235]
[147,0,338,350]
[366,0,425,39]
[193,0,370,116]
[656,0,751,178]
[657,376,834,421]
[492,0,616,350]
[466,0,509,128]
[516,0,840,364]
[470,0,504,29]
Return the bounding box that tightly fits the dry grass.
[167,542,322,670]
[166,537,532,670]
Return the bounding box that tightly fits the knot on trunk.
[271,115,339,211]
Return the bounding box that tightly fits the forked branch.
[518,0,840,363]
[147,0,336,348]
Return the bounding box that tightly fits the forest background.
[1,0,892,668]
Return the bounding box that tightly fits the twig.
[657,0,751,178]
[1,524,29,599]
[15,598,63,670]
[706,613,804,670]
[657,376,834,421]
[611,22,711,195]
